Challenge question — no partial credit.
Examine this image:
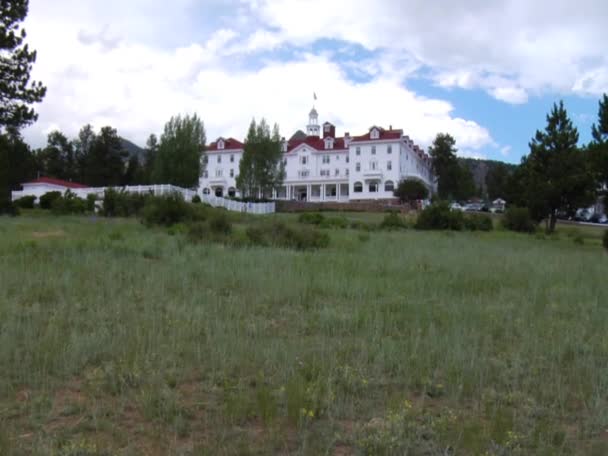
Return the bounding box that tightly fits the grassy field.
[0,212,607,455]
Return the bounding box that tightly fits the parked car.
[589,213,608,224]
[450,202,464,211]
[464,203,483,212]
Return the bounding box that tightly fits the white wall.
[199,149,242,196]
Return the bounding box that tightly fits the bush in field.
[0,199,19,216]
[349,220,376,231]
[51,190,87,215]
[14,195,36,209]
[320,216,349,229]
[464,214,493,231]
[192,194,201,204]
[86,194,97,212]
[502,207,536,233]
[603,230,608,251]
[39,191,62,209]
[141,193,195,227]
[415,202,464,231]
[298,212,324,225]
[102,189,148,217]
[380,212,408,230]
[209,212,232,235]
[246,221,329,250]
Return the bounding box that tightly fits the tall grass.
[0,214,607,454]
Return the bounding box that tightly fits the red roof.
[207,137,245,152]
[287,136,347,153]
[24,177,88,189]
[351,127,403,142]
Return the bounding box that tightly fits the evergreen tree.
[589,94,608,191]
[73,124,96,182]
[143,133,159,184]
[153,114,206,188]
[428,133,474,200]
[485,162,511,200]
[523,101,595,232]
[236,118,285,199]
[82,126,126,186]
[0,0,46,210]
[38,131,76,180]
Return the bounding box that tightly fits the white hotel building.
[200,108,434,202]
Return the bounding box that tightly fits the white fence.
[201,195,275,215]
[12,184,275,214]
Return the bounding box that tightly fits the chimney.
[389,124,392,130]
[344,132,351,147]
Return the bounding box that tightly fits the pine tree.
[428,133,473,200]
[589,94,608,191]
[0,0,46,211]
[524,101,595,232]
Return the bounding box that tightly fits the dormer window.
[370,128,380,140]
[217,139,225,150]
[324,138,334,150]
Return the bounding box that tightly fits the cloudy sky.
[22,0,608,163]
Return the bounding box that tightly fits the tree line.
[428,95,608,233]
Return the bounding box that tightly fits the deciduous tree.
[394,178,428,204]
[236,118,285,199]
[153,114,206,188]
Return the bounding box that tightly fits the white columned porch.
[321,184,325,201]
[307,184,311,201]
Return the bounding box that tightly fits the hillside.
[120,138,145,160]
[458,157,518,194]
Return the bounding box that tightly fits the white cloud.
[500,145,512,157]
[242,0,608,102]
[21,0,494,154]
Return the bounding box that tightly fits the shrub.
[39,191,62,209]
[192,194,201,204]
[14,195,36,209]
[298,212,325,225]
[187,221,210,243]
[51,191,87,215]
[141,193,193,227]
[415,202,463,231]
[394,179,429,204]
[102,189,148,217]
[209,212,232,235]
[603,230,608,251]
[379,212,408,230]
[0,199,19,216]
[349,220,376,231]
[464,214,493,231]
[320,216,349,229]
[86,194,97,212]
[502,207,536,233]
[246,221,329,250]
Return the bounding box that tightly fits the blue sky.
[23,0,608,164]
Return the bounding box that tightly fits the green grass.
[0,213,607,455]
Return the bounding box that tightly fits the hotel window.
[387,160,392,171]
[230,169,234,177]
[323,155,330,164]
[370,161,377,170]
[346,156,350,163]
[371,129,379,139]
[384,180,394,192]
[202,170,208,178]
[203,188,210,195]
[369,182,378,192]
[354,182,363,193]
[300,156,307,165]
[356,147,361,156]
[371,146,376,155]
[356,162,361,172]
[215,169,223,177]
[203,155,208,164]
[345,169,349,176]
[230,154,234,163]
[217,155,222,163]
[335,169,339,176]
[387,145,392,154]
